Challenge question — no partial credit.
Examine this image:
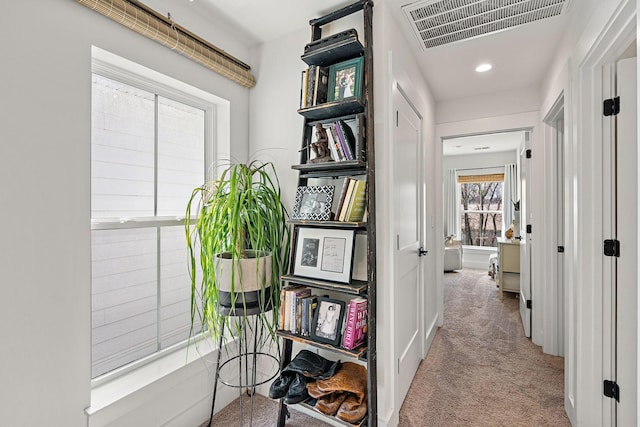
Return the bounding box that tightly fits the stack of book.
[325,119,357,161]
[300,65,329,108]
[279,286,318,337]
[342,297,367,350]
[334,178,367,222]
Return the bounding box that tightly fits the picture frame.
[293,227,355,283]
[292,185,335,221]
[327,57,364,102]
[310,297,346,346]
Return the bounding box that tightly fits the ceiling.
[179,0,567,101]
[442,131,525,156]
[143,0,572,102]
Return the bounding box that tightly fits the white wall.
[537,0,636,425]
[375,3,438,426]
[1,1,251,426]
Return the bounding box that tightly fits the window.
[91,72,209,378]
[459,174,504,247]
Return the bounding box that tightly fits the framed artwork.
[327,57,363,102]
[293,227,355,283]
[292,185,335,221]
[310,297,346,346]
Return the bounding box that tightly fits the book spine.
[346,180,367,222]
[333,122,351,160]
[329,124,346,161]
[301,70,309,109]
[290,291,298,333]
[300,298,309,336]
[339,179,357,221]
[353,300,368,347]
[325,124,341,162]
[334,177,351,220]
[306,65,316,108]
[342,300,358,349]
[278,288,287,330]
[337,120,355,160]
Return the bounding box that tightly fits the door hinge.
[558,246,565,253]
[526,224,532,234]
[604,239,620,257]
[396,110,399,127]
[526,299,532,309]
[603,97,620,116]
[526,149,532,159]
[604,380,620,401]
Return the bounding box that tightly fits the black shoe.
[269,373,294,399]
[284,374,309,404]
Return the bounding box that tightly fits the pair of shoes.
[306,362,368,424]
[269,373,309,404]
[269,373,294,399]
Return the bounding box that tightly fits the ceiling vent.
[402,0,569,50]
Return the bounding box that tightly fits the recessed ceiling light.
[475,63,492,73]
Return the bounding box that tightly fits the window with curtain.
[459,174,504,247]
[90,72,208,378]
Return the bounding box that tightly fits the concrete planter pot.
[215,250,273,309]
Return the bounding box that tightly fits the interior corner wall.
[1,1,250,426]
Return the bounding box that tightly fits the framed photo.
[311,297,346,345]
[293,227,355,283]
[327,57,363,102]
[292,185,335,221]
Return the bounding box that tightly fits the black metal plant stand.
[208,303,280,427]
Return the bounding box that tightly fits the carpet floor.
[206,268,570,426]
[398,269,570,427]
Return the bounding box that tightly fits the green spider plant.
[185,161,290,344]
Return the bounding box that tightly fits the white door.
[519,132,532,337]
[393,88,423,406]
[613,56,637,427]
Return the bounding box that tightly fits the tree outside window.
[460,179,503,247]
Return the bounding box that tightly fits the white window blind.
[91,73,206,378]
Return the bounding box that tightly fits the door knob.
[418,247,428,257]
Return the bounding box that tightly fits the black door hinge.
[603,97,620,116]
[526,224,532,234]
[526,149,532,159]
[558,246,565,253]
[526,300,532,309]
[604,380,620,401]
[604,239,620,257]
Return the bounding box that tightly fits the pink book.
[342,298,367,349]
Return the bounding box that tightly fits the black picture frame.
[310,297,346,346]
[291,185,335,221]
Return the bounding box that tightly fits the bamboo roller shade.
[457,173,504,183]
[77,0,256,88]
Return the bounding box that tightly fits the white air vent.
[402,0,569,50]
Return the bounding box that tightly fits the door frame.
[574,2,636,425]
[542,93,566,357]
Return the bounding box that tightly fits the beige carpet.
[398,269,570,427]
[205,268,570,426]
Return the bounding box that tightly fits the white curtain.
[444,168,458,238]
[503,163,518,234]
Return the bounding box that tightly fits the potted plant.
[185,160,290,342]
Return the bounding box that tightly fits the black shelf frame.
[282,274,367,295]
[277,1,376,426]
[276,330,367,359]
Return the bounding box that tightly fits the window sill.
[85,336,216,416]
